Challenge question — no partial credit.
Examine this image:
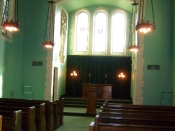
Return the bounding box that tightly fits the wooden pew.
[92,123,175,131]
[53,98,64,129]
[0,106,36,131]
[0,102,46,131]
[98,110,175,120]
[93,114,175,131]
[90,103,175,131]
[100,106,175,115]
[0,110,22,131]
[103,102,175,111]
[0,98,57,131]
[0,115,1,131]
[89,122,95,131]
[97,116,175,126]
[60,98,64,125]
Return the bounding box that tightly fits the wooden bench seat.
[92,123,175,131]
[0,105,36,131]
[0,115,1,131]
[0,98,64,131]
[0,102,46,131]
[53,98,64,129]
[100,107,175,115]
[97,115,175,127]
[93,114,175,131]
[0,110,22,131]
[103,102,175,111]
[98,110,175,120]
[89,102,175,131]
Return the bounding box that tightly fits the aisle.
[55,116,94,131]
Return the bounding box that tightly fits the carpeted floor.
[64,107,100,113]
[55,116,94,131]
[55,107,98,131]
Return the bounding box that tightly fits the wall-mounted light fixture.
[43,0,55,48]
[136,0,155,34]
[70,71,77,76]
[2,0,20,32]
[118,72,125,78]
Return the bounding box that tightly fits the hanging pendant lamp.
[136,0,155,34]
[128,1,139,52]
[2,0,20,32]
[43,0,55,48]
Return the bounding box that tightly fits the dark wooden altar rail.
[0,98,64,131]
[0,110,22,131]
[0,102,46,131]
[0,105,36,131]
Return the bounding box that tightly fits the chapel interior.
[0,0,175,130]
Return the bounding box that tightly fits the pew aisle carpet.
[64,107,100,113]
[55,107,99,131]
[63,107,100,117]
[55,116,94,131]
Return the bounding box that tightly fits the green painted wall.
[21,0,48,99]
[0,0,25,98]
[0,38,5,97]
[0,0,67,100]
[143,0,173,105]
[173,0,175,105]
[0,0,174,104]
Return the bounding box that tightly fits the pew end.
[1,110,22,131]
[0,115,1,131]
[89,122,95,131]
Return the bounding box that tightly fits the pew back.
[0,102,46,131]
[0,115,1,131]
[0,105,36,131]
[0,98,62,131]
[0,110,22,131]
[91,102,175,131]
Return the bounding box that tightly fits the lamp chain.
[141,0,144,22]
[138,0,141,23]
[15,0,19,21]
[51,2,55,42]
[128,2,134,47]
[43,2,50,42]
[151,0,155,28]
[49,3,52,41]
[43,0,55,42]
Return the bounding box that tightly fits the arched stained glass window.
[93,12,107,53]
[111,12,125,53]
[75,11,89,52]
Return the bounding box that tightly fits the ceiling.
[56,0,134,12]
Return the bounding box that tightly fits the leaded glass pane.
[93,12,107,53]
[75,12,89,52]
[111,12,125,53]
